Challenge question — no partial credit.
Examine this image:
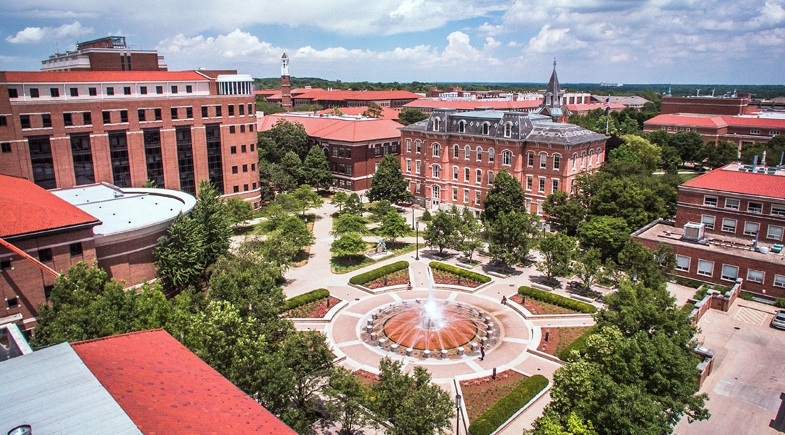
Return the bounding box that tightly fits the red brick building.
[41,36,167,72]
[0,69,261,207]
[633,163,785,299]
[660,94,753,116]
[399,66,607,215]
[643,113,785,147]
[258,113,402,192]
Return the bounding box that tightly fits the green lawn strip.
[331,243,416,274]
[467,375,549,435]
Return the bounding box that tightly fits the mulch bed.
[510,294,580,315]
[365,269,410,289]
[537,327,589,356]
[432,269,482,288]
[459,370,528,422]
[284,296,342,318]
[354,369,379,388]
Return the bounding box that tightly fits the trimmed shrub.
[739,291,754,301]
[776,298,785,309]
[285,288,330,311]
[682,302,695,314]
[557,324,598,362]
[517,286,598,314]
[468,375,549,435]
[349,261,409,286]
[429,261,491,284]
[675,276,704,289]
[693,287,708,301]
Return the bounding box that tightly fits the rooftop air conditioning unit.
[683,222,705,242]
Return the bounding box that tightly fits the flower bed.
[510,294,580,315]
[349,261,409,285]
[284,296,342,318]
[460,370,528,422]
[467,375,549,435]
[365,268,410,289]
[354,369,379,388]
[517,286,597,314]
[537,327,590,356]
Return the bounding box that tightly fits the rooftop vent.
[682,222,705,242]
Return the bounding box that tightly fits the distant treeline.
[254,77,785,100]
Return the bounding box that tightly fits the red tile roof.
[566,103,626,111]
[681,165,785,199]
[645,114,785,129]
[316,106,399,121]
[403,99,542,110]
[723,117,785,129]
[72,330,297,435]
[3,71,208,83]
[344,90,421,100]
[0,175,100,238]
[258,114,402,142]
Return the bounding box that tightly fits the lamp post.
[415,221,420,261]
[455,394,462,435]
[412,205,415,230]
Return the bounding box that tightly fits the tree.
[262,203,291,233]
[371,357,453,435]
[155,212,207,290]
[487,211,535,273]
[740,135,785,165]
[536,232,577,283]
[368,155,411,203]
[481,169,526,227]
[457,207,483,262]
[618,240,674,290]
[332,213,370,236]
[277,216,315,252]
[397,108,429,126]
[700,140,738,170]
[302,146,334,190]
[535,413,598,435]
[378,210,410,245]
[370,200,396,222]
[543,191,586,237]
[619,134,661,173]
[291,184,323,216]
[324,367,376,435]
[191,180,232,267]
[258,119,310,162]
[423,210,457,255]
[280,151,304,191]
[668,131,704,165]
[331,191,349,213]
[362,101,383,118]
[574,248,602,290]
[224,197,254,226]
[576,216,629,261]
[331,233,367,262]
[256,99,288,115]
[344,193,364,216]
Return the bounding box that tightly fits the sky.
[0,1,783,85]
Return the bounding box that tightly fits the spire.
[546,58,561,102]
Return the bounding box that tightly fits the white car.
[771,311,785,330]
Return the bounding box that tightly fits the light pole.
[412,205,415,230]
[455,394,462,435]
[415,221,420,261]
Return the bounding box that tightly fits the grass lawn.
[291,214,316,267]
[283,296,342,318]
[678,173,701,183]
[331,242,417,274]
[510,294,581,315]
[537,327,590,356]
[459,370,528,422]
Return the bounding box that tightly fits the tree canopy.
[368,155,412,203]
[481,169,526,227]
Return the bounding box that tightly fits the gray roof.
[0,343,142,435]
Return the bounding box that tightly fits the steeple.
[281,53,291,111]
[535,59,570,123]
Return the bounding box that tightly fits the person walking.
[480,344,485,361]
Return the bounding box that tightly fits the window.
[433,117,440,131]
[701,215,715,230]
[675,255,690,272]
[216,106,222,116]
[346,148,351,158]
[243,184,248,191]
[186,107,193,118]
[232,166,238,174]
[140,86,147,95]
[572,153,577,170]
[83,112,91,125]
[8,88,18,98]
[476,169,482,184]
[124,86,131,95]
[186,85,193,93]
[552,179,559,193]
[251,163,256,171]
[406,159,412,172]
[6,297,18,309]
[697,259,714,277]
[596,148,601,164]
[250,143,255,152]
[553,155,561,170]
[721,264,739,282]
[725,198,739,210]
[581,152,586,167]
[69,242,83,257]
[416,140,421,154]
[721,218,737,233]
[772,205,785,216]
[154,108,162,121]
[171,107,179,120]
[747,269,765,284]
[453,144,459,159]
[476,146,483,161]
[416,183,421,194]
[751,129,761,135]
[464,168,470,182]
[588,150,594,166]
[144,129,165,188]
[488,171,495,185]
[243,164,248,173]
[38,248,52,263]
[432,143,440,157]
[432,165,440,179]
[241,145,247,153]
[743,221,760,236]
[30,88,39,98]
[748,202,763,213]
[202,106,209,118]
[458,120,466,133]
[488,148,495,164]
[482,122,490,135]
[206,124,224,194]
[0,116,5,126]
[0,259,10,270]
[453,188,458,201]
[89,87,97,96]
[106,87,114,96]
[453,166,458,180]
[63,113,73,126]
[475,190,481,205]
[228,105,235,116]
[539,177,546,193]
[109,132,131,187]
[464,189,469,203]
[50,88,59,97]
[504,122,512,137]
[71,134,95,185]
[527,152,534,167]
[171,85,178,94]
[42,114,51,128]
[465,145,470,160]
[540,153,547,169]
[406,139,412,153]
[704,196,718,207]
[102,111,111,124]
[768,225,784,241]
[775,275,785,288]
[234,186,239,193]
[249,103,254,115]
[416,160,421,174]
[502,150,511,166]
[526,175,533,191]
[20,115,30,129]
[120,110,128,123]
[1,143,10,153]
[138,109,146,122]
[156,86,163,95]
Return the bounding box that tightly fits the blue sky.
[1,1,783,85]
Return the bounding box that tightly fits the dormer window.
[433,117,441,131]
[458,120,466,133]
[504,122,512,137]
[482,122,490,135]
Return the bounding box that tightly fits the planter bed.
[510,294,581,315]
[364,269,410,289]
[537,327,590,356]
[459,370,528,423]
[284,296,342,318]
[432,269,483,287]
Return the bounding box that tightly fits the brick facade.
[661,94,752,116]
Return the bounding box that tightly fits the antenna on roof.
[696,89,701,97]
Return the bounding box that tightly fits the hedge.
[285,288,330,311]
[675,276,704,289]
[557,324,598,362]
[776,298,785,309]
[468,375,549,435]
[430,261,491,284]
[739,291,754,301]
[349,261,409,285]
[517,286,598,314]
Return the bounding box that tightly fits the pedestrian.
[501,295,507,305]
[480,344,485,361]
[521,295,526,305]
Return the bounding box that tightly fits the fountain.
[363,268,499,358]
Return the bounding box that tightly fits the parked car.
[771,311,785,330]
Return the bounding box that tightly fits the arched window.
[540,153,547,169]
[323,147,330,157]
[488,148,495,164]
[415,140,421,154]
[432,164,441,179]
[504,122,512,137]
[458,120,466,133]
[597,148,602,164]
[482,122,490,135]
[527,152,534,167]
[406,139,412,153]
[476,169,482,184]
[553,154,561,170]
[453,166,459,180]
[476,146,483,161]
[433,117,441,131]
[588,150,594,166]
[488,171,495,185]
[464,167,470,181]
[572,153,577,170]
[581,151,586,167]
[464,145,471,160]
[502,150,512,166]
[432,143,440,158]
[453,144,459,159]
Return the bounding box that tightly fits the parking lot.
[675,301,785,434]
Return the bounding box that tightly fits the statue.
[376,239,387,253]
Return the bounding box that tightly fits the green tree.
[291,184,323,217]
[487,211,535,273]
[543,191,587,237]
[618,240,675,290]
[258,119,310,162]
[368,155,412,203]
[344,193,365,216]
[423,210,457,255]
[224,197,254,226]
[740,135,785,165]
[262,231,303,271]
[278,215,315,252]
[397,108,429,126]
[292,103,324,112]
[574,248,602,290]
[371,357,453,435]
[332,213,370,236]
[262,203,291,233]
[481,169,526,227]
[457,207,483,262]
[700,140,739,170]
[535,413,598,435]
[536,232,577,283]
[331,233,367,262]
[155,212,207,290]
[362,101,383,118]
[256,99,287,115]
[370,200,396,222]
[668,131,704,165]
[331,191,349,213]
[302,146,334,190]
[619,134,661,173]
[576,216,629,261]
[378,210,410,245]
[280,151,304,191]
[191,180,232,266]
[324,367,376,435]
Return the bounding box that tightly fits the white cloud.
[477,22,505,36]
[507,40,522,47]
[525,25,586,53]
[484,37,501,50]
[6,21,92,43]
[157,29,281,61]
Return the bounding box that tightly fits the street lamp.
[412,205,415,230]
[455,394,463,435]
[415,221,420,261]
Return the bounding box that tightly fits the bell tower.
[535,59,570,122]
[281,53,291,111]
